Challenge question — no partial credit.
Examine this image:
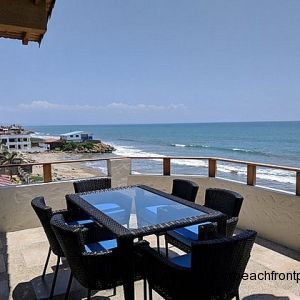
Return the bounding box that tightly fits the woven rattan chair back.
[73,177,111,193]
[171,179,199,202]
[191,230,256,299]
[31,196,63,257]
[50,213,123,290]
[205,188,243,217]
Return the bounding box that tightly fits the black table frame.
[66,185,227,300]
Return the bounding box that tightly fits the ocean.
[27,122,300,193]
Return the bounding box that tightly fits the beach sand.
[22,152,112,181]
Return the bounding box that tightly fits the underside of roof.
[0,0,56,45]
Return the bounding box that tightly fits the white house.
[60,131,93,142]
[0,134,32,151]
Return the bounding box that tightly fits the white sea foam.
[112,144,165,159]
[94,143,296,186]
[171,144,186,147]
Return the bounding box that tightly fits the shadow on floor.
[243,294,290,300]
[12,281,36,300]
[12,273,113,300]
[236,229,300,261]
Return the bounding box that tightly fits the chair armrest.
[226,216,239,236]
[197,222,218,241]
[137,242,190,272]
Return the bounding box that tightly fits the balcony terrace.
[0,157,300,299]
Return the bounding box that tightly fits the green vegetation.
[60,141,94,152]
[61,142,77,151]
[77,141,94,150]
[31,175,44,182]
[53,141,114,153]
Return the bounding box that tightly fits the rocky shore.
[74,142,115,153]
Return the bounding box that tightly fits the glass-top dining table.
[66,185,227,300]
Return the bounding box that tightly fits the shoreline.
[22,152,115,181]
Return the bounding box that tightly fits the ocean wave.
[215,163,295,184]
[170,143,268,156]
[100,143,296,185]
[85,163,107,173]
[171,143,208,148]
[232,148,265,154]
[112,144,165,159]
[118,138,140,143]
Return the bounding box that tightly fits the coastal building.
[60,131,93,142]
[0,125,32,151]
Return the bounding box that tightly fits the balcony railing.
[0,156,300,196]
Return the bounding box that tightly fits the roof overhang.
[0,0,56,45]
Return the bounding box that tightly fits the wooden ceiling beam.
[22,32,29,45]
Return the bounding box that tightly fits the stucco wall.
[0,169,299,251]
[0,181,74,232]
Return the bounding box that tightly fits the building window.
[9,145,15,149]
[18,145,21,149]
[24,144,27,148]
[1,139,7,144]
[9,138,16,142]
[70,135,73,138]
[23,138,28,142]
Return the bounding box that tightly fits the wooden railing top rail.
[129,156,300,172]
[0,156,299,172]
[0,157,113,168]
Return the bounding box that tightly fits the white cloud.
[17,100,187,113]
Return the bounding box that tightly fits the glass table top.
[80,186,207,230]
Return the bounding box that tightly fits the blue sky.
[0,0,300,125]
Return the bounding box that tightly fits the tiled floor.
[1,227,300,300]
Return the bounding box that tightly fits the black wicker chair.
[204,188,243,236]
[31,196,110,299]
[171,179,199,203]
[156,179,199,252]
[139,229,256,300]
[73,177,111,193]
[165,188,244,254]
[50,213,147,300]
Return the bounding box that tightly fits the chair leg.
[157,235,160,253]
[236,292,240,300]
[149,285,153,300]
[165,239,169,258]
[64,272,73,300]
[42,247,51,279]
[113,286,116,296]
[49,255,60,299]
[87,288,91,300]
[143,278,147,300]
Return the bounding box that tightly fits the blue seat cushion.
[171,253,191,268]
[167,222,211,246]
[68,219,93,226]
[85,239,117,253]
